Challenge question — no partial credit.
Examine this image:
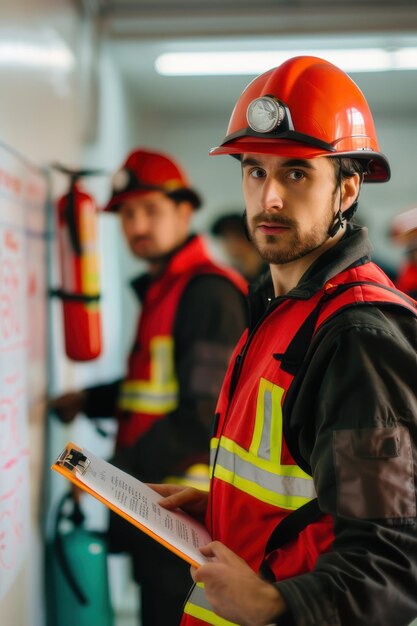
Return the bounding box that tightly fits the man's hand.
[150,484,208,523]
[191,541,286,626]
[49,390,86,423]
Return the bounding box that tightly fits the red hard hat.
[105,148,201,211]
[210,56,390,183]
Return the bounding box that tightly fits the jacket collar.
[130,234,206,301]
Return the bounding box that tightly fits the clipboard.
[51,442,212,568]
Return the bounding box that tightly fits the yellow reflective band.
[118,381,178,413]
[210,439,315,510]
[214,460,313,510]
[212,434,311,480]
[151,336,176,385]
[117,336,179,414]
[209,379,315,509]
[251,378,285,463]
[184,584,239,626]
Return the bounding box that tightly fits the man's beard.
[129,235,184,265]
[244,206,335,265]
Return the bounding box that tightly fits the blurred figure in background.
[391,206,417,298]
[50,147,248,626]
[211,212,267,282]
[353,215,397,282]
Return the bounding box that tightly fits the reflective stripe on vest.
[184,584,239,626]
[118,336,179,414]
[210,378,316,510]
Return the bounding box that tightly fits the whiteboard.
[0,141,49,600]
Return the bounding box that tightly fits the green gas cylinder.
[46,491,114,626]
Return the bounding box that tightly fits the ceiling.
[93,0,417,39]
[77,0,417,117]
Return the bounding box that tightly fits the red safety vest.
[116,235,247,449]
[182,262,416,626]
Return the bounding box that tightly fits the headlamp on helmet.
[247,97,289,133]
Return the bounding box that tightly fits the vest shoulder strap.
[277,281,416,376]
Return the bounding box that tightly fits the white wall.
[0,3,82,625]
[0,3,135,625]
[0,0,93,166]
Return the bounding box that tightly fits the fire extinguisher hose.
[49,288,100,302]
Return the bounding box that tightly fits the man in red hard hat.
[156,57,417,626]
[51,147,248,626]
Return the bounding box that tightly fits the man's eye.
[249,168,265,179]
[288,170,305,181]
[122,208,134,220]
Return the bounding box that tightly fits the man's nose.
[261,176,284,212]
[130,213,148,234]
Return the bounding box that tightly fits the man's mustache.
[131,235,151,244]
[251,213,294,228]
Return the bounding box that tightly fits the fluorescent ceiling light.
[155,47,417,76]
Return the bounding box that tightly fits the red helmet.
[104,148,201,211]
[210,56,390,183]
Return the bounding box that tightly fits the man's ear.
[342,173,361,213]
[177,200,194,218]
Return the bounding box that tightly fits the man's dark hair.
[328,157,365,181]
[168,188,202,210]
[328,157,364,221]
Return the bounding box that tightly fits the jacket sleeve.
[276,306,417,626]
[83,380,123,418]
[112,274,248,482]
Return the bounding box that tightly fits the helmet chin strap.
[327,166,361,238]
[327,194,359,237]
[328,195,360,238]
[328,208,344,238]
[328,166,345,238]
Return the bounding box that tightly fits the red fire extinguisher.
[53,166,103,361]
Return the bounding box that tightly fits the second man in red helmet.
[51,147,248,626]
